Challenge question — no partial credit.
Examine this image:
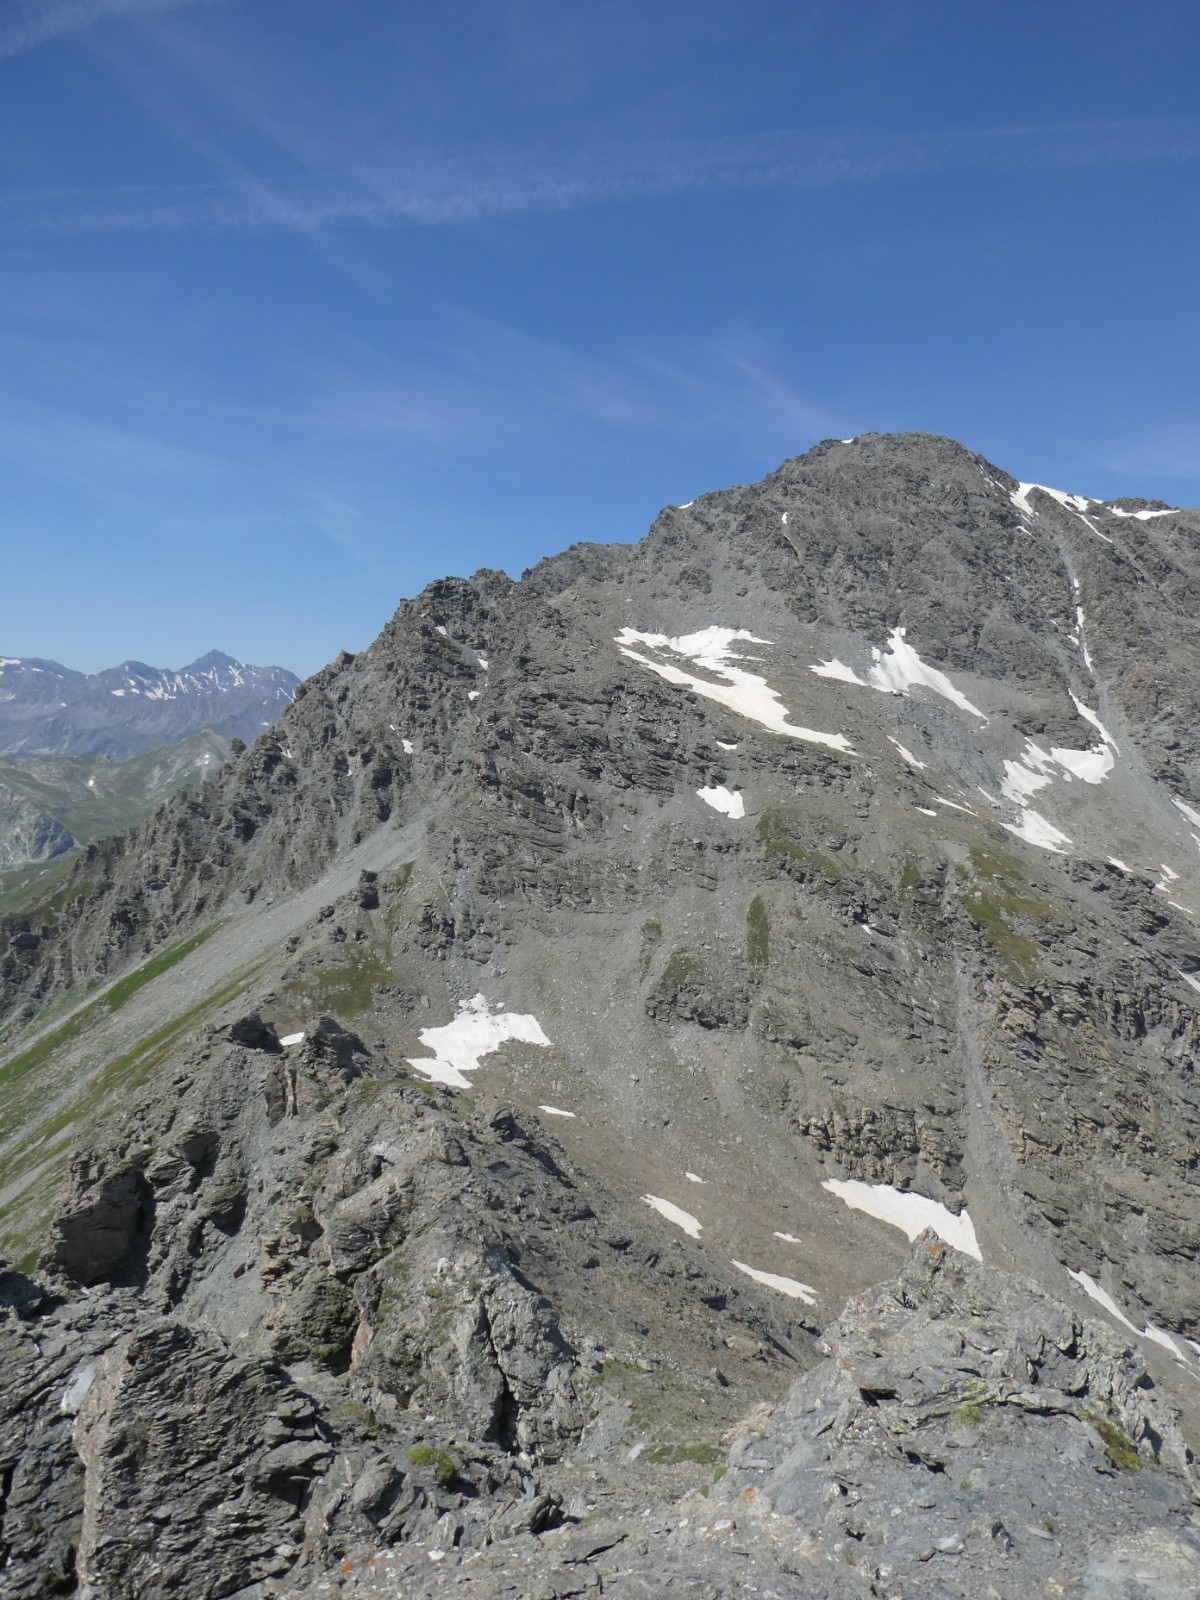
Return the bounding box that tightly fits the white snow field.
[1010,483,1114,544]
[867,628,986,719]
[811,629,985,720]
[731,1260,817,1304]
[642,1195,702,1238]
[407,994,551,1090]
[888,736,928,769]
[697,785,745,819]
[615,627,852,752]
[1002,808,1072,854]
[1068,1270,1186,1362]
[810,658,866,685]
[538,1105,575,1118]
[822,1178,982,1261]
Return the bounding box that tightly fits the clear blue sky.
[2,0,1198,676]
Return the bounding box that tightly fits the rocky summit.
[2,432,1200,1598]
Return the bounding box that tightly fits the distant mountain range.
[0,649,299,759]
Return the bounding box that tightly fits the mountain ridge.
[3,430,1200,1596]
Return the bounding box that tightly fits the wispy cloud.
[4,118,1200,236]
[0,0,228,62]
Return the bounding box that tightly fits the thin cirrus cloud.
[0,0,230,62]
[3,119,1200,236]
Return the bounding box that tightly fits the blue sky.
[2,0,1198,676]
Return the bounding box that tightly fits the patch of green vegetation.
[747,896,770,966]
[958,846,1062,983]
[406,1445,457,1487]
[756,810,844,885]
[0,924,217,1099]
[275,948,395,1023]
[660,948,703,988]
[599,1357,729,1470]
[381,862,414,931]
[1083,1408,1142,1472]
[340,1400,383,1438]
[639,918,662,972]
[0,855,79,918]
[899,859,923,891]
[101,925,217,1016]
[952,1401,984,1426]
[644,1442,723,1466]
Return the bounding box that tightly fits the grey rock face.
[716,1235,1200,1597]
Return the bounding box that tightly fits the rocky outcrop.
[260,1238,1200,1598]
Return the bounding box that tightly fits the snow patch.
[935,796,974,814]
[1105,504,1177,521]
[1177,969,1200,995]
[888,737,927,769]
[1172,796,1200,830]
[1001,754,1054,805]
[1053,745,1115,783]
[476,653,489,671]
[1108,857,1131,873]
[915,806,938,817]
[407,995,551,1090]
[616,627,853,753]
[643,1196,702,1238]
[867,629,986,720]
[280,1032,306,1048]
[1074,609,1094,673]
[402,738,414,754]
[1011,484,1114,544]
[810,658,867,686]
[1070,692,1115,748]
[538,1105,575,1118]
[697,785,745,819]
[731,1260,817,1304]
[1002,808,1072,854]
[1004,733,1115,802]
[822,1178,982,1260]
[1068,1269,1139,1333]
[715,740,738,750]
[1068,1270,1187,1362]
[685,1171,705,1184]
[773,1231,801,1244]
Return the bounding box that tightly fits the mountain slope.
[0,649,298,758]
[0,730,230,869]
[2,432,1199,1596]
